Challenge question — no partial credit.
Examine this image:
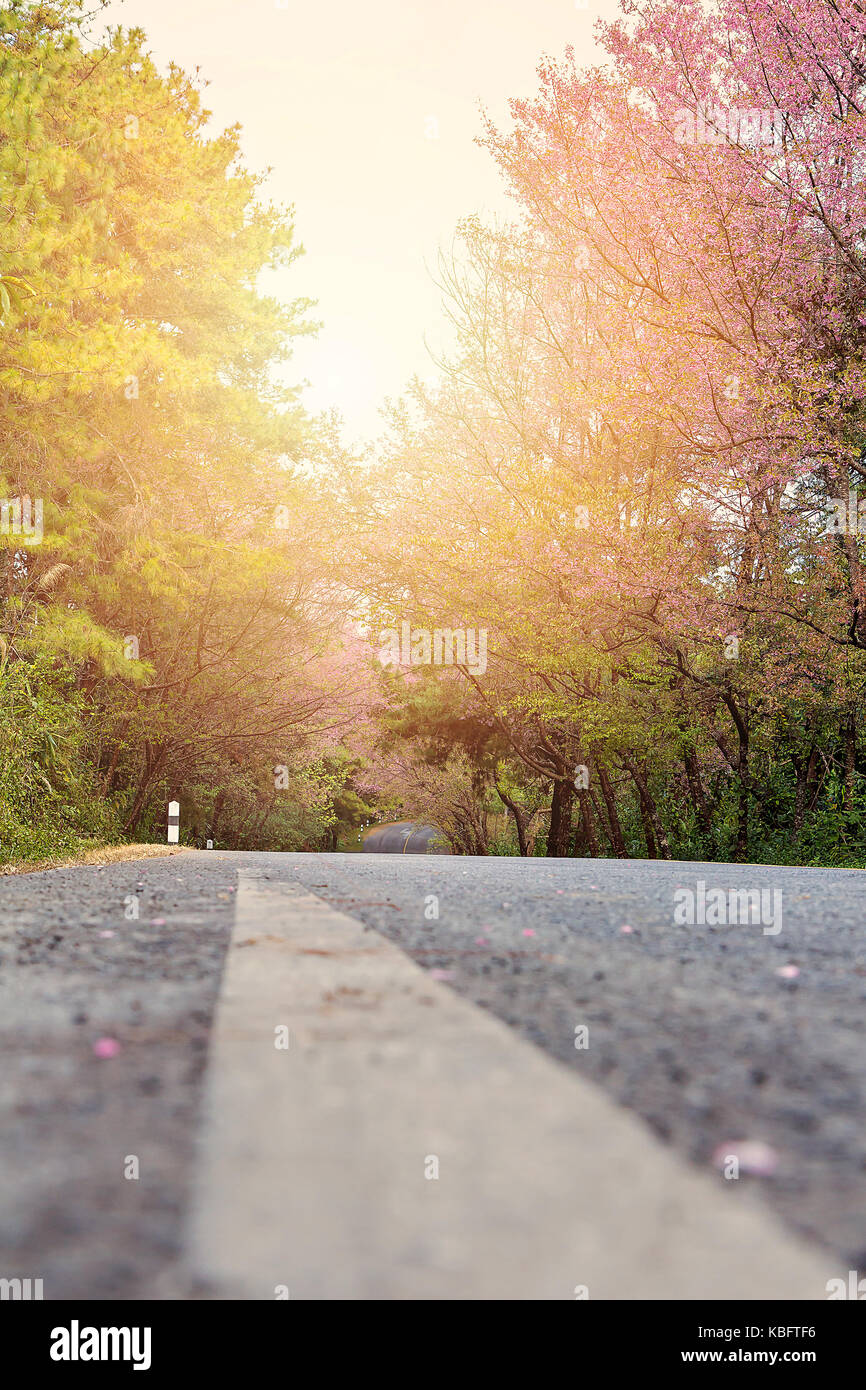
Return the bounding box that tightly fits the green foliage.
[0,0,334,858]
[0,657,121,860]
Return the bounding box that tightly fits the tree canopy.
[4,0,866,863]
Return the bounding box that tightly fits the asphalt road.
[0,854,235,1299]
[1,849,863,1297]
[281,853,865,1269]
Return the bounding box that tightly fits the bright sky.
[96,0,617,442]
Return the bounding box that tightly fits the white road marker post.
[167,799,180,845]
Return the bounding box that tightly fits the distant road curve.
[361,821,451,854]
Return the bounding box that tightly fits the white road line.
[186,871,834,1299]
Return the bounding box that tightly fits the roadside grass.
[0,843,188,876]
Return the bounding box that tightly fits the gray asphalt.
[257,852,866,1272]
[1,849,863,1297]
[0,854,235,1299]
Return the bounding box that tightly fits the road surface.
[0,850,862,1298]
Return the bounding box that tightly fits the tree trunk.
[546,777,574,856]
[596,762,628,857]
[721,693,749,859]
[844,712,856,812]
[571,814,587,856]
[210,789,227,842]
[495,782,529,856]
[99,717,129,795]
[735,780,749,860]
[792,747,818,832]
[123,743,167,834]
[579,790,600,856]
[623,758,671,859]
[639,804,658,858]
[683,748,712,838]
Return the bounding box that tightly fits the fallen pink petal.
[92,1038,121,1059]
[712,1140,779,1176]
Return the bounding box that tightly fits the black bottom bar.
[4,1299,860,1376]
